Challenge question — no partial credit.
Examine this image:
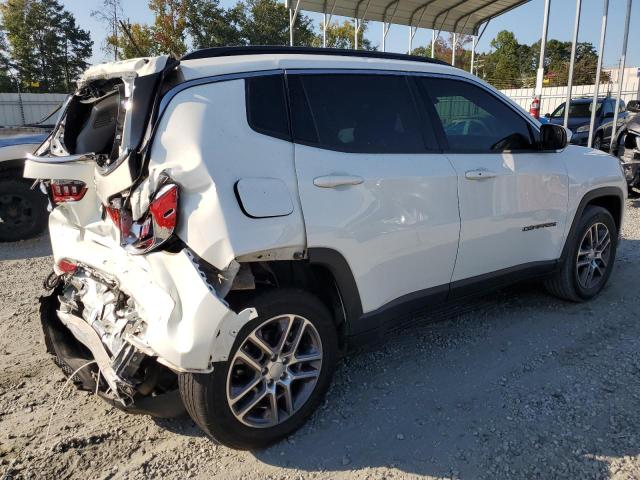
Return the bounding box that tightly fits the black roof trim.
[181,46,450,66]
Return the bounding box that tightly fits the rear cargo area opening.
[63,80,125,168]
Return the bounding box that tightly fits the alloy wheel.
[226,314,323,428]
[576,222,611,289]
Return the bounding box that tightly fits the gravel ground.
[2,200,640,479]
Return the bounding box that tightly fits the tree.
[485,30,524,88]
[107,21,157,59]
[234,0,314,46]
[91,0,123,60]
[149,0,190,57]
[0,28,14,91]
[187,0,243,48]
[1,0,92,92]
[60,11,92,90]
[411,33,471,71]
[312,19,375,50]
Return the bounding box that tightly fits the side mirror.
[539,123,569,151]
[628,100,640,113]
[544,113,551,118]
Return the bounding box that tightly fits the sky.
[64,0,639,70]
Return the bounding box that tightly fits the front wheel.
[179,289,338,449]
[545,206,617,301]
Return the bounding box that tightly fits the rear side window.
[288,74,433,153]
[416,77,535,153]
[245,74,291,141]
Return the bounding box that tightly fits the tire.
[179,289,338,450]
[545,206,617,302]
[0,174,48,242]
[592,133,603,150]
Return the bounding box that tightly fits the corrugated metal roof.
[294,0,532,35]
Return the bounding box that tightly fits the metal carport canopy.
[292,0,532,35]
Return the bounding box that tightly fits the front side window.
[287,73,434,153]
[417,77,535,152]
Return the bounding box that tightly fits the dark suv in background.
[546,96,628,150]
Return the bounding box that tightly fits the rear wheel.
[0,175,48,242]
[179,289,338,449]
[545,206,617,301]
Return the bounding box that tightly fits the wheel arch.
[226,248,363,352]
[561,186,625,262]
[0,158,26,176]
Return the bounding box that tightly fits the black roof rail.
[181,45,450,66]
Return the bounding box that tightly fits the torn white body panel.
[47,207,257,373]
[142,78,306,270]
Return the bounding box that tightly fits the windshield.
[551,101,602,119]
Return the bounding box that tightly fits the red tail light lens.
[50,180,87,204]
[149,184,178,230]
[122,183,179,255]
[56,258,78,274]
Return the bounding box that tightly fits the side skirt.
[347,260,558,349]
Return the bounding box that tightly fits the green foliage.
[234,0,314,46]
[477,30,603,89]
[411,33,471,71]
[149,0,189,57]
[187,0,243,48]
[312,19,375,50]
[1,0,92,92]
[0,29,14,90]
[108,21,158,58]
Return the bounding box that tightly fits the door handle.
[465,169,497,180]
[313,175,364,188]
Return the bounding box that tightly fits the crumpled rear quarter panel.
[146,78,306,269]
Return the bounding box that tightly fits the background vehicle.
[0,104,63,241]
[545,96,628,150]
[612,100,640,191]
[23,47,626,450]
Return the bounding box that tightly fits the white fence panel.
[500,77,639,116]
[0,93,68,127]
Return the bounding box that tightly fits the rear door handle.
[465,169,497,180]
[313,175,364,188]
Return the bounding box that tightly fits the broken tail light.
[117,183,179,255]
[50,180,88,204]
[56,258,78,275]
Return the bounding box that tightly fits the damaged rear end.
[24,56,262,416]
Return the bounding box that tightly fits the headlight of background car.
[575,124,591,133]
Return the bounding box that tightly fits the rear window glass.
[287,74,429,154]
[245,74,291,141]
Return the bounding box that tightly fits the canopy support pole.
[353,0,371,50]
[588,0,609,148]
[534,0,551,116]
[382,1,399,52]
[431,29,435,58]
[322,0,337,48]
[408,26,417,53]
[470,35,476,73]
[323,13,327,47]
[564,0,582,128]
[609,0,632,154]
[451,32,457,66]
[288,0,301,46]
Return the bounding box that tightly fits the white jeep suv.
[24,47,626,449]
